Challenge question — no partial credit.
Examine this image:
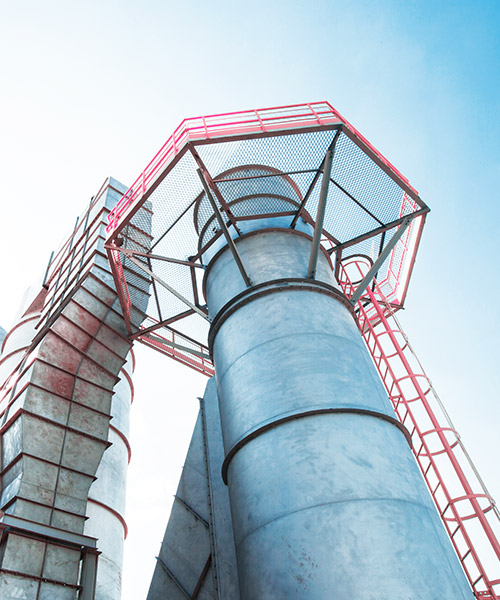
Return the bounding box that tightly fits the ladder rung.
[460,548,471,562]
[423,462,433,476]
[450,525,460,538]
[432,481,441,494]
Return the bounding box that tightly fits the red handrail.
[106,101,419,237]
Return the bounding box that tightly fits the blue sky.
[1,1,499,597]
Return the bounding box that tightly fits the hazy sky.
[1,1,499,598]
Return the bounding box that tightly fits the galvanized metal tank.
[197,168,473,599]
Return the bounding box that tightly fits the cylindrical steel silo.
[195,166,473,599]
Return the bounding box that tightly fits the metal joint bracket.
[349,216,413,305]
[109,246,210,322]
[112,247,205,269]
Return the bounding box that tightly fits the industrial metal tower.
[0,179,151,598]
[0,102,498,599]
[105,103,499,599]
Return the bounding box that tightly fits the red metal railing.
[109,248,132,329]
[135,317,214,377]
[106,101,419,237]
[377,193,422,304]
[338,257,500,600]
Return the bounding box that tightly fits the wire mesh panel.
[105,102,428,375]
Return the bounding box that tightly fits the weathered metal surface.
[0,312,40,391]
[0,177,150,599]
[200,378,240,599]
[204,206,473,598]
[147,378,240,600]
[338,256,500,599]
[306,147,334,279]
[85,351,135,600]
[147,415,213,600]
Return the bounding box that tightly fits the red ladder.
[338,258,500,600]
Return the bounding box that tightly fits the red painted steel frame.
[338,258,500,600]
[105,101,420,237]
[135,317,214,377]
[105,102,429,375]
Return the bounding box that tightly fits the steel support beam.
[191,150,242,235]
[349,216,412,305]
[121,252,210,321]
[129,310,196,339]
[307,148,334,279]
[148,256,163,322]
[191,556,212,599]
[174,496,210,528]
[80,550,99,600]
[0,514,97,549]
[331,178,384,226]
[196,168,252,287]
[156,556,192,599]
[116,247,204,269]
[328,208,429,255]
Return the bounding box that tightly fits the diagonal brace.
[123,253,210,321]
[117,247,205,269]
[350,216,413,305]
[307,148,334,279]
[196,168,252,287]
